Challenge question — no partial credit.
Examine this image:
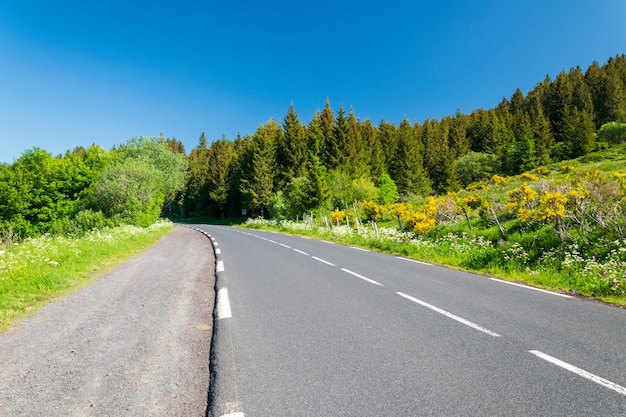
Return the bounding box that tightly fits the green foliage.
[120,136,188,206]
[92,160,164,227]
[597,122,626,144]
[328,170,377,209]
[377,173,399,205]
[455,152,500,187]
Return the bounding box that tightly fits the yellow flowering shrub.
[390,202,413,220]
[360,201,382,221]
[491,174,511,186]
[506,184,538,212]
[560,165,575,173]
[520,172,539,181]
[536,191,568,221]
[463,194,483,209]
[404,212,436,235]
[331,209,346,226]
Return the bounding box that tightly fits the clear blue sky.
[1,0,624,163]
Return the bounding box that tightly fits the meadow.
[0,221,172,330]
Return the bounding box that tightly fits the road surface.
[199,224,626,417]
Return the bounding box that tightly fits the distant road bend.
[199,224,626,417]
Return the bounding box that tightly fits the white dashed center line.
[397,292,500,337]
[529,350,626,396]
[312,256,336,267]
[341,268,384,286]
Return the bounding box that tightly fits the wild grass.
[0,221,172,330]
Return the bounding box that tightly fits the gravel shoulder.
[0,225,215,417]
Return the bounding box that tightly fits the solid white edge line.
[396,256,431,266]
[312,256,336,267]
[529,350,626,396]
[350,246,370,252]
[293,249,309,256]
[341,268,384,286]
[216,260,225,272]
[489,278,573,298]
[217,288,232,319]
[397,292,501,337]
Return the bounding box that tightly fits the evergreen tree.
[345,109,368,177]
[277,105,307,189]
[561,106,595,158]
[390,118,431,196]
[240,123,277,217]
[303,113,329,210]
[378,119,397,171]
[360,119,385,181]
[527,95,554,166]
[319,98,335,166]
[326,105,348,172]
[184,133,211,217]
[448,111,471,158]
[205,138,232,218]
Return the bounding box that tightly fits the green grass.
[0,221,173,331]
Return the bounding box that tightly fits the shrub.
[520,172,539,181]
[597,122,626,144]
[361,200,387,221]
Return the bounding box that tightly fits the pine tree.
[448,111,471,158]
[240,124,276,217]
[319,98,335,167]
[184,133,211,217]
[205,138,232,217]
[360,119,385,181]
[345,109,368,177]
[378,119,397,171]
[390,118,431,196]
[326,105,348,172]
[277,105,307,189]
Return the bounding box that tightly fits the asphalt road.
[198,225,626,417]
[0,226,215,417]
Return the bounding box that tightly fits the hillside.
[242,143,626,305]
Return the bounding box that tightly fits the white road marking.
[268,239,278,244]
[341,268,384,286]
[217,288,232,319]
[216,260,225,272]
[293,249,309,256]
[350,246,370,252]
[220,413,244,417]
[489,278,573,298]
[213,241,219,247]
[312,256,336,267]
[279,243,291,249]
[529,350,626,396]
[216,248,222,255]
[397,292,501,337]
[396,257,431,266]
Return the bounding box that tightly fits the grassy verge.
[0,221,172,331]
[241,218,626,307]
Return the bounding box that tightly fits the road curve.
[0,225,215,417]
